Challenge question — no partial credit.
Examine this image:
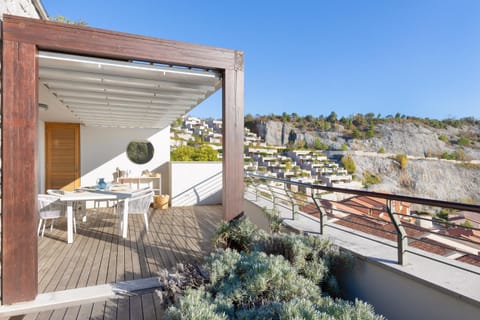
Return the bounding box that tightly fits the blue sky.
[42,0,480,120]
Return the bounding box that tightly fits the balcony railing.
[245,173,480,271]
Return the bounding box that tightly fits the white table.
[58,191,119,244]
[79,188,135,239]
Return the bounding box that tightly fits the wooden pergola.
[1,15,244,304]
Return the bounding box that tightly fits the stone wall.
[0,0,45,304]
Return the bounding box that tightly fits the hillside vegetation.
[245,112,480,156]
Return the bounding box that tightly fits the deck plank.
[27,205,223,320]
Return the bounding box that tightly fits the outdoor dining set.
[37,184,154,244]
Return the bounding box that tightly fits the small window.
[126,140,154,164]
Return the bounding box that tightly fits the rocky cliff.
[351,155,480,203]
[254,120,480,203]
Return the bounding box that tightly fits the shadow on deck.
[24,205,223,320]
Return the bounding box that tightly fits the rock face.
[352,155,480,203]
[257,120,480,159]
[353,122,480,159]
[255,120,480,202]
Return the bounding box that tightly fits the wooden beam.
[2,15,236,70]
[222,51,245,220]
[2,40,39,304]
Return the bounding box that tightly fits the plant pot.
[154,195,170,209]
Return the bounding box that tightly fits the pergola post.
[2,39,39,304]
[222,51,245,221]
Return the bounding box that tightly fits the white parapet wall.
[244,191,480,320]
[170,161,222,206]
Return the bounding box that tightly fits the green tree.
[365,112,375,121]
[245,113,254,122]
[352,129,360,139]
[314,138,328,150]
[352,114,366,127]
[378,147,385,153]
[191,145,219,161]
[341,155,356,174]
[367,124,375,138]
[171,145,194,161]
[326,111,337,123]
[51,15,87,25]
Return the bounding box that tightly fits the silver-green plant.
[167,217,382,319]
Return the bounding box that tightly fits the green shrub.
[171,144,218,161]
[341,155,356,174]
[378,147,385,153]
[166,246,381,319]
[438,134,449,143]
[263,207,283,233]
[395,153,408,169]
[166,288,227,320]
[213,216,267,251]
[462,220,473,228]
[458,136,471,146]
[362,171,382,187]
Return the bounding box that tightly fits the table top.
[76,186,139,199]
[58,190,119,202]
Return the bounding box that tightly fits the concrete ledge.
[0,277,163,318]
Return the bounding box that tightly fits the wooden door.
[45,122,80,191]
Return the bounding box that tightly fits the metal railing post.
[311,190,327,235]
[386,200,408,265]
[265,182,277,210]
[283,183,298,220]
[252,179,259,201]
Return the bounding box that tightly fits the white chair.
[117,189,153,238]
[38,194,76,237]
[47,188,84,218]
[46,189,65,196]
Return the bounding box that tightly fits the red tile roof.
[300,196,480,269]
[456,254,480,267]
[409,238,456,256]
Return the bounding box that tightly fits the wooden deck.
[23,205,224,320]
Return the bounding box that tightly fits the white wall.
[80,126,170,187]
[0,0,41,19]
[37,122,171,193]
[342,257,480,320]
[170,162,222,206]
